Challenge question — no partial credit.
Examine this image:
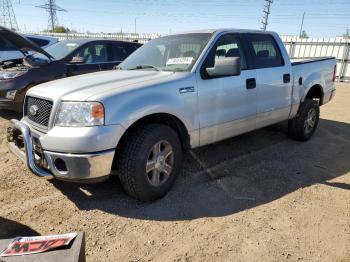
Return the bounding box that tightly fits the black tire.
[117,124,183,201]
[288,99,320,141]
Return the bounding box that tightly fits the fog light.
[5,90,17,100]
[54,158,68,173]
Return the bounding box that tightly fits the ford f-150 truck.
[7,29,337,201]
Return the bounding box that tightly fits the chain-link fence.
[281,36,350,82]
[32,31,160,44]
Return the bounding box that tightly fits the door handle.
[246,78,256,89]
[283,73,291,83]
[179,86,195,94]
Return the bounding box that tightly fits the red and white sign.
[0,233,77,257]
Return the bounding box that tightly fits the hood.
[29,70,182,101]
[0,26,54,61]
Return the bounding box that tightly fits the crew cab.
[0,26,142,112]
[7,29,336,201]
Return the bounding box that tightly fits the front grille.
[24,96,53,128]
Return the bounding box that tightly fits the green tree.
[47,26,70,33]
[343,29,350,39]
[300,30,309,39]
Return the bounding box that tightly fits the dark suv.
[0,26,142,112]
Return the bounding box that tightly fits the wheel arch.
[300,71,325,105]
[113,113,190,167]
[304,84,324,105]
[112,113,190,171]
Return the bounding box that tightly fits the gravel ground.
[0,83,349,262]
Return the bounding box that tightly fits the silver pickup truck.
[7,29,336,201]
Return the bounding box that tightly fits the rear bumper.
[7,119,115,182]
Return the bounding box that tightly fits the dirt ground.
[0,83,349,262]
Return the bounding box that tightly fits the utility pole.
[134,18,137,34]
[0,0,19,31]
[261,0,273,31]
[36,0,66,31]
[299,12,305,37]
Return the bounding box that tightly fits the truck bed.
[291,57,335,66]
[291,56,336,107]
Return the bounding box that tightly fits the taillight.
[333,65,337,82]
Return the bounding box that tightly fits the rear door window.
[108,43,135,62]
[246,34,284,68]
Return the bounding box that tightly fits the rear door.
[197,33,258,146]
[67,42,107,76]
[245,33,292,127]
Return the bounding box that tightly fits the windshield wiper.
[127,64,160,71]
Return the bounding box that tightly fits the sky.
[11,0,350,37]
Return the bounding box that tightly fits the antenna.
[36,0,66,31]
[0,0,19,31]
[261,0,273,31]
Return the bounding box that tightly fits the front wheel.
[117,124,182,201]
[288,99,320,141]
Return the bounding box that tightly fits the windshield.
[118,33,213,72]
[43,41,80,60]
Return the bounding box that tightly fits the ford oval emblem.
[29,105,39,116]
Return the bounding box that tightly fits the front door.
[67,42,108,76]
[197,34,258,146]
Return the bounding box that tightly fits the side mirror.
[69,56,85,64]
[206,57,241,77]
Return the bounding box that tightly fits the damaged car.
[0,34,58,62]
[0,26,142,112]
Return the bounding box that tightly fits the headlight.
[6,90,17,100]
[55,102,105,127]
[0,71,26,80]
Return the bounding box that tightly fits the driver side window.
[74,43,108,64]
[204,34,246,70]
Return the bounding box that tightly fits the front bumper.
[0,83,25,112]
[7,119,115,182]
[0,98,22,112]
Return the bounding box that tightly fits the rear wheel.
[117,124,182,201]
[288,99,320,141]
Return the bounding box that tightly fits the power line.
[0,0,19,30]
[36,0,66,31]
[261,0,273,31]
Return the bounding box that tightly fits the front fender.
[103,86,198,137]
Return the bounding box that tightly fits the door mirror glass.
[206,57,241,77]
[69,56,85,64]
